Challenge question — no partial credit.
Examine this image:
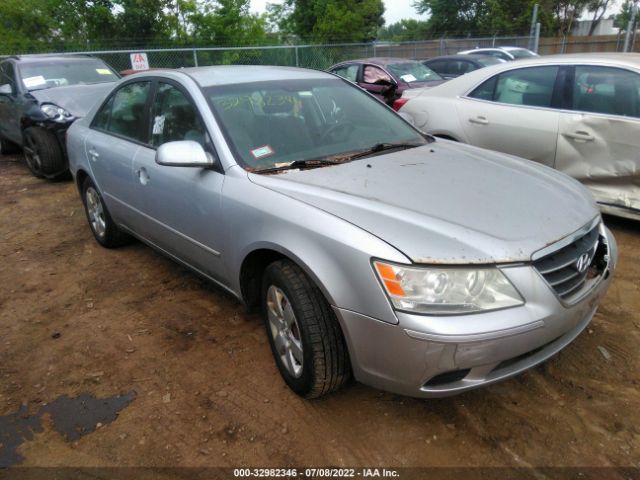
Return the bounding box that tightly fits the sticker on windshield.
[251,145,274,159]
[152,115,165,135]
[96,68,112,75]
[22,76,46,88]
[400,74,417,82]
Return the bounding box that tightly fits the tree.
[269,0,385,43]
[378,19,431,41]
[615,0,638,31]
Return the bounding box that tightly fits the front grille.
[533,223,609,303]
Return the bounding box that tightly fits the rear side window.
[93,81,151,142]
[572,65,640,118]
[331,64,359,82]
[468,66,558,108]
[426,60,448,76]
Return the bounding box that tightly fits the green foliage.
[0,0,270,53]
[615,0,638,31]
[377,19,431,41]
[271,0,385,43]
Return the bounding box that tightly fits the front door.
[132,81,227,282]
[459,65,562,167]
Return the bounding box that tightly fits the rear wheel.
[81,177,131,248]
[0,137,20,155]
[23,127,67,179]
[262,260,351,398]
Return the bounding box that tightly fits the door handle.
[468,116,489,125]
[136,167,150,185]
[564,131,594,142]
[88,147,100,161]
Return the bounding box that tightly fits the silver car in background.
[399,53,640,221]
[67,66,617,399]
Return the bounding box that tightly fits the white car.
[399,53,640,220]
[458,47,539,61]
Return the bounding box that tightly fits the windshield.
[475,56,505,67]
[387,62,442,83]
[205,78,426,171]
[508,49,538,59]
[19,59,119,91]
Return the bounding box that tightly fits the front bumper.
[334,228,617,398]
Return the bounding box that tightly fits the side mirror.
[0,84,12,95]
[155,140,215,168]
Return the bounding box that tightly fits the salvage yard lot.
[1,152,639,469]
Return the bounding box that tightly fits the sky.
[249,0,427,26]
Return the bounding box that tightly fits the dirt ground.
[1,152,639,472]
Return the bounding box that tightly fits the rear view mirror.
[0,84,12,95]
[155,140,215,168]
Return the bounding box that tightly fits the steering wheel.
[321,121,356,143]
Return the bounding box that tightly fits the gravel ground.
[1,153,639,473]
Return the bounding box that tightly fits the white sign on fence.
[130,52,149,71]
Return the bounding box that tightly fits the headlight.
[41,104,74,122]
[373,261,524,315]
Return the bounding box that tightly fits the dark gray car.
[0,55,119,179]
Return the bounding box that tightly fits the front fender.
[222,171,410,325]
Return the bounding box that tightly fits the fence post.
[624,5,638,52]
[295,46,299,67]
[193,49,198,67]
[492,32,497,47]
[372,42,377,57]
[533,22,541,53]
[439,35,445,55]
[528,3,539,50]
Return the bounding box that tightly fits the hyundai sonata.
[67,66,617,398]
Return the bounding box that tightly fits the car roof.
[424,54,492,62]
[491,52,640,68]
[7,54,98,64]
[334,57,421,67]
[130,65,335,87]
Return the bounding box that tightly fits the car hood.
[29,83,114,118]
[249,141,599,264]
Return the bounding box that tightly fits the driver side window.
[363,65,392,85]
[150,82,210,148]
[0,62,17,94]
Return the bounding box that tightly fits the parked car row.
[0,53,624,401]
[327,47,538,109]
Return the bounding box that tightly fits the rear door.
[457,65,563,167]
[84,80,153,230]
[556,64,640,212]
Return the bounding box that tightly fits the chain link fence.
[5,33,637,73]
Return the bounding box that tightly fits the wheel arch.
[238,244,338,314]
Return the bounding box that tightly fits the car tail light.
[392,98,409,111]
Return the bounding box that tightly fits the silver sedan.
[67,66,617,398]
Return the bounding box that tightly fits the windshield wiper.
[333,142,424,162]
[254,158,343,174]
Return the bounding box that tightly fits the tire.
[81,177,131,248]
[23,127,67,179]
[262,260,351,398]
[0,137,20,155]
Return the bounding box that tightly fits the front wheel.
[81,177,131,248]
[23,127,67,179]
[262,260,351,398]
